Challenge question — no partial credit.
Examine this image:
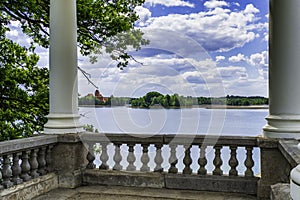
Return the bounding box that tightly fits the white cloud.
[140,4,265,52]
[145,0,194,8]
[135,6,152,26]
[248,51,268,67]
[216,55,225,62]
[229,51,268,68]
[229,53,246,62]
[243,4,259,14]
[233,2,240,7]
[218,66,246,79]
[204,0,229,9]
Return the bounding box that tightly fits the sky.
[7,0,269,98]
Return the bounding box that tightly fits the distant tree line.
[198,95,268,106]
[78,95,110,106]
[78,92,268,108]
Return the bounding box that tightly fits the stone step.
[33,185,256,200]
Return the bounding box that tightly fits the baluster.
[45,145,54,172]
[20,151,31,181]
[154,144,163,172]
[86,142,96,169]
[198,145,207,175]
[113,143,122,171]
[99,142,109,170]
[0,162,3,189]
[126,144,136,171]
[2,155,13,188]
[244,146,254,177]
[30,149,39,178]
[213,146,223,176]
[37,147,47,175]
[229,146,238,176]
[12,153,23,185]
[168,144,178,174]
[183,145,192,174]
[140,144,150,172]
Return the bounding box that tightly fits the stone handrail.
[0,135,57,189]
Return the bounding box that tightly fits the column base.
[263,114,300,139]
[44,113,84,134]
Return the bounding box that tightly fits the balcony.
[0,132,297,199]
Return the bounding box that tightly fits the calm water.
[79,107,268,175]
[79,107,268,136]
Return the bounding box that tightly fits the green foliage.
[198,95,268,106]
[0,35,49,140]
[83,124,99,133]
[78,95,109,106]
[131,92,198,108]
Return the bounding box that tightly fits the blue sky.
[7,0,269,98]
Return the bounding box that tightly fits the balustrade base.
[0,173,58,199]
[83,169,164,189]
[83,169,259,196]
[165,174,258,195]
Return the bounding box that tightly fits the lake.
[79,107,268,175]
[79,106,268,136]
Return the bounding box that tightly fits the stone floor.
[33,185,257,200]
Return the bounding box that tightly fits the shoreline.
[204,105,268,109]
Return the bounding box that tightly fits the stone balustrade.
[0,133,298,199]
[0,135,57,189]
[81,133,260,195]
[83,133,259,176]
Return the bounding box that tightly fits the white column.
[263,0,300,139]
[44,0,83,133]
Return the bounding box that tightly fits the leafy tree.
[0,35,48,140]
[144,91,163,105]
[0,0,147,140]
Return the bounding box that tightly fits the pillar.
[263,0,300,139]
[44,0,83,133]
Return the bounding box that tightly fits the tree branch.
[78,66,99,89]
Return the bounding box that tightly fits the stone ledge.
[0,173,58,200]
[270,183,292,200]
